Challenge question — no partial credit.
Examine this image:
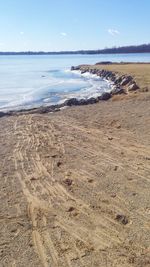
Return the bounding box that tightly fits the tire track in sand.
[12,114,127,267]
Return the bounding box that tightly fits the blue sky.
[0,0,150,51]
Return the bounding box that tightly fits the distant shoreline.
[0,43,150,55]
[0,51,150,56]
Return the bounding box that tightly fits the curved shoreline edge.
[0,62,140,118]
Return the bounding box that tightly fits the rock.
[0,112,7,118]
[30,177,37,181]
[78,99,88,105]
[109,74,116,81]
[71,66,80,71]
[111,193,116,198]
[141,87,149,92]
[114,166,118,171]
[64,178,72,186]
[120,76,132,86]
[111,87,125,95]
[115,214,128,225]
[128,82,139,91]
[87,179,94,183]
[81,70,87,74]
[104,73,112,80]
[127,177,133,181]
[98,92,111,101]
[101,70,109,78]
[70,65,139,103]
[64,97,98,107]
[57,161,62,167]
[67,207,75,212]
[79,97,98,105]
[11,227,17,233]
[51,154,57,158]
[114,76,124,85]
[116,124,121,129]
[108,137,113,140]
[86,97,98,104]
[64,98,79,106]
[90,69,97,74]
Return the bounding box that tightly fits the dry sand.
[0,65,150,267]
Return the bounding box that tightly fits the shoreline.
[72,63,139,91]
[0,62,144,118]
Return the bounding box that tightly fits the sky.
[0,0,150,51]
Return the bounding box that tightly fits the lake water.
[0,53,150,111]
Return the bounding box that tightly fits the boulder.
[105,71,113,79]
[64,98,79,106]
[90,69,97,74]
[81,70,87,74]
[128,82,139,91]
[120,76,133,86]
[71,66,80,71]
[98,92,111,101]
[86,97,98,104]
[0,111,6,118]
[64,96,99,107]
[102,70,109,77]
[109,74,116,81]
[111,87,125,95]
[76,99,87,105]
[114,76,124,85]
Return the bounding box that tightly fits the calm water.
[0,53,150,111]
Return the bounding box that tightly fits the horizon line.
[0,43,150,54]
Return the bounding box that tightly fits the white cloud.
[20,31,24,35]
[108,29,120,36]
[60,32,67,37]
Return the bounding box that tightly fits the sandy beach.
[0,64,150,267]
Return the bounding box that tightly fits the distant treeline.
[0,43,150,55]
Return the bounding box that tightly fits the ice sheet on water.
[0,58,112,111]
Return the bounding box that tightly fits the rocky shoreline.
[71,63,139,94]
[0,62,140,118]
